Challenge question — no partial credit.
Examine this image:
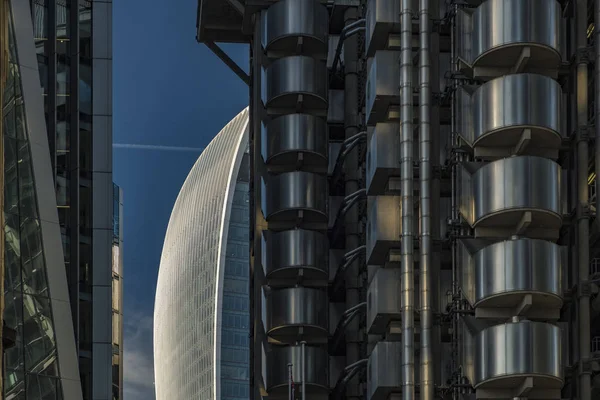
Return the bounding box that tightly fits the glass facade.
[3,6,62,398]
[220,176,250,400]
[154,108,250,400]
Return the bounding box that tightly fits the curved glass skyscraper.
[154,108,250,400]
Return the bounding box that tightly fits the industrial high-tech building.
[154,108,251,400]
[196,0,600,399]
[2,0,117,399]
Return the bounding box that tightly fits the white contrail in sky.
[113,143,204,152]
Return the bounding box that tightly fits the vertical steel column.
[400,0,415,399]
[343,6,361,399]
[596,0,600,225]
[576,2,591,400]
[47,0,57,173]
[419,0,433,399]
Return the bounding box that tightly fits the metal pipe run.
[332,359,369,400]
[596,0,600,225]
[419,0,433,399]
[288,363,293,399]
[577,2,591,400]
[301,341,306,400]
[330,302,367,353]
[400,0,415,399]
[330,19,366,75]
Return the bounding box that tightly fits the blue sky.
[113,1,248,398]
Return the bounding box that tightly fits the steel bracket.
[578,281,592,297]
[576,46,593,64]
[578,358,593,376]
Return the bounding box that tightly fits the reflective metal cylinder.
[474,321,563,388]
[265,229,328,280]
[470,0,562,68]
[264,56,328,110]
[266,171,328,223]
[267,287,328,340]
[471,156,561,228]
[473,238,562,308]
[268,345,328,394]
[471,73,562,149]
[263,113,328,168]
[263,0,329,55]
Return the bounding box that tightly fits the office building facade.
[3,0,116,399]
[197,0,600,400]
[154,108,250,400]
[2,0,83,398]
[111,184,123,400]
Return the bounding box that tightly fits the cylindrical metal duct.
[474,321,563,388]
[400,0,415,399]
[263,113,328,169]
[265,229,328,280]
[263,0,329,55]
[266,287,328,340]
[264,55,328,110]
[265,171,328,224]
[267,344,329,395]
[419,0,433,399]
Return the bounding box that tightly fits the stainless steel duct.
[419,0,433,399]
[577,2,591,400]
[400,0,415,399]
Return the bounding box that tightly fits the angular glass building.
[2,0,82,398]
[154,108,250,400]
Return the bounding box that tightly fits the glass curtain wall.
[3,5,63,398]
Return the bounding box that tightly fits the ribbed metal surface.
[267,345,329,394]
[464,0,562,69]
[472,238,562,308]
[263,113,328,169]
[264,56,328,110]
[154,109,249,400]
[267,287,328,339]
[462,74,562,151]
[461,156,561,228]
[475,321,563,388]
[265,229,328,280]
[265,171,328,223]
[263,0,329,55]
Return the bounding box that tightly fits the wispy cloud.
[113,143,204,152]
[123,309,155,400]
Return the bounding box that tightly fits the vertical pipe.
[576,2,591,400]
[594,31,600,397]
[419,0,433,399]
[400,0,415,399]
[0,0,6,393]
[343,7,361,399]
[301,341,306,400]
[288,363,293,400]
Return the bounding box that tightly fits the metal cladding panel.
[263,113,328,168]
[367,341,402,400]
[153,109,249,400]
[366,51,400,125]
[366,196,402,265]
[367,268,401,334]
[265,171,328,223]
[264,56,328,110]
[268,345,329,394]
[263,0,329,55]
[462,156,561,228]
[464,0,562,69]
[473,238,562,308]
[265,229,328,280]
[475,321,563,388]
[267,287,328,339]
[366,122,400,195]
[365,0,400,57]
[463,74,562,154]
